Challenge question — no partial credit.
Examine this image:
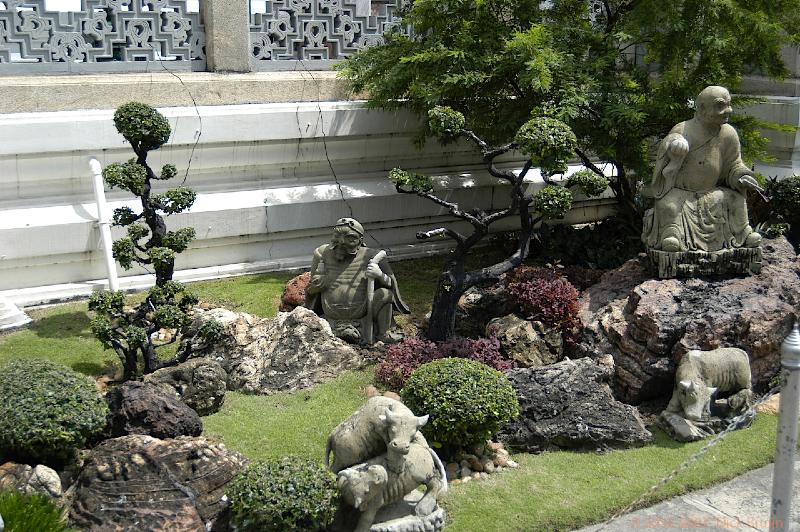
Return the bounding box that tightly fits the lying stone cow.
[325,396,429,473]
[661,347,753,441]
[337,442,447,532]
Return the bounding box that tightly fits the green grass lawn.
[0,256,781,531]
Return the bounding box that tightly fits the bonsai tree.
[339,0,800,229]
[89,102,221,380]
[392,106,607,340]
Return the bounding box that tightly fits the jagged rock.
[0,462,62,500]
[455,284,516,338]
[486,314,563,367]
[144,357,227,416]
[189,306,366,394]
[577,238,800,403]
[280,271,311,312]
[498,356,652,451]
[106,381,202,439]
[69,435,247,531]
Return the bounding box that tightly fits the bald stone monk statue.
[641,86,763,276]
[305,218,409,344]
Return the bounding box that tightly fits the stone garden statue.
[326,396,447,532]
[642,85,763,277]
[305,218,409,344]
[660,347,754,442]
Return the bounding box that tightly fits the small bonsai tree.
[391,106,607,340]
[89,102,221,381]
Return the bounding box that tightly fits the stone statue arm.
[643,128,686,200]
[372,254,411,314]
[720,126,763,195]
[306,246,328,296]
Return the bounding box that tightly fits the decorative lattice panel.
[0,0,204,69]
[250,0,404,63]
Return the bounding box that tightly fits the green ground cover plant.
[0,490,73,532]
[0,256,781,531]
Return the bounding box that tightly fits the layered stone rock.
[106,381,203,439]
[144,357,227,416]
[498,356,652,451]
[455,284,516,338]
[577,238,800,403]
[69,435,247,531]
[189,306,366,394]
[485,314,563,367]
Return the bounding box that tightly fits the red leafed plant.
[376,335,513,391]
[505,266,579,331]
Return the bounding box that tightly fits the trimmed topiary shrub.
[401,358,519,456]
[376,335,513,391]
[532,185,573,219]
[566,169,609,198]
[506,266,579,330]
[226,457,338,532]
[0,490,70,532]
[0,360,109,466]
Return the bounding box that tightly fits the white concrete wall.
[0,101,616,305]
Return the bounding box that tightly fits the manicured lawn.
[0,255,780,531]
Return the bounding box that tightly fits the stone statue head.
[695,86,733,127]
[331,217,365,259]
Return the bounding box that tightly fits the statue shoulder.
[719,123,740,141]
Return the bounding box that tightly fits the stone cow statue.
[337,442,447,532]
[325,396,429,473]
[661,347,753,441]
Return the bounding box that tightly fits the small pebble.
[472,472,481,480]
[451,479,462,486]
[507,459,519,469]
[461,476,471,483]
[480,472,489,480]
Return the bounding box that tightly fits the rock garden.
[2,2,800,530]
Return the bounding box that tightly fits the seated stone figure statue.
[642,86,763,276]
[305,218,409,344]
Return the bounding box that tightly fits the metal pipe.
[770,322,800,532]
[88,157,119,292]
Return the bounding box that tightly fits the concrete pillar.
[202,0,252,73]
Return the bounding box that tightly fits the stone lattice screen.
[0,0,205,73]
[249,0,405,68]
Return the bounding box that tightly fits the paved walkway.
[575,461,799,531]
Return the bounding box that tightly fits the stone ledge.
[647,247,763,278]
[0,71,354,114]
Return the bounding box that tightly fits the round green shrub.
[401,358,519,454]
[0,360,109,466]
[514,116,577,175]
[226,457,338,532]
[533,185,573,219]
[566,169,609,197]
[428,105,466,138]
[0,490,70,532]
[113,101,171,151]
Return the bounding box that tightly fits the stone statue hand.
[309,274,328,291]
[366,262,383,280]
[737,175,764,194]
[667,136,690,158]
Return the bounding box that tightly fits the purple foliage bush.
[376,335,513,391]
[505,266,579,330]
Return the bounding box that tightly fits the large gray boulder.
[69,435,247,531]
[189,306,366,394]
[577,238,800,403]
[455,284,516,338]
[106,381,202,439]
[0,462,62,500]
[144,357,227,416]
[498,356,652,451]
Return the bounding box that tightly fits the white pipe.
[88,157,119,292]
[770,322,800,532]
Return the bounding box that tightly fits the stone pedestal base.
[647,247,762,278]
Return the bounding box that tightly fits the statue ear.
[416,414,429,428]
[708,386,718,397]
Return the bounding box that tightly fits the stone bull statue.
[325,396,428,474]
[337,442,448,532]
[661,347,754,441]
